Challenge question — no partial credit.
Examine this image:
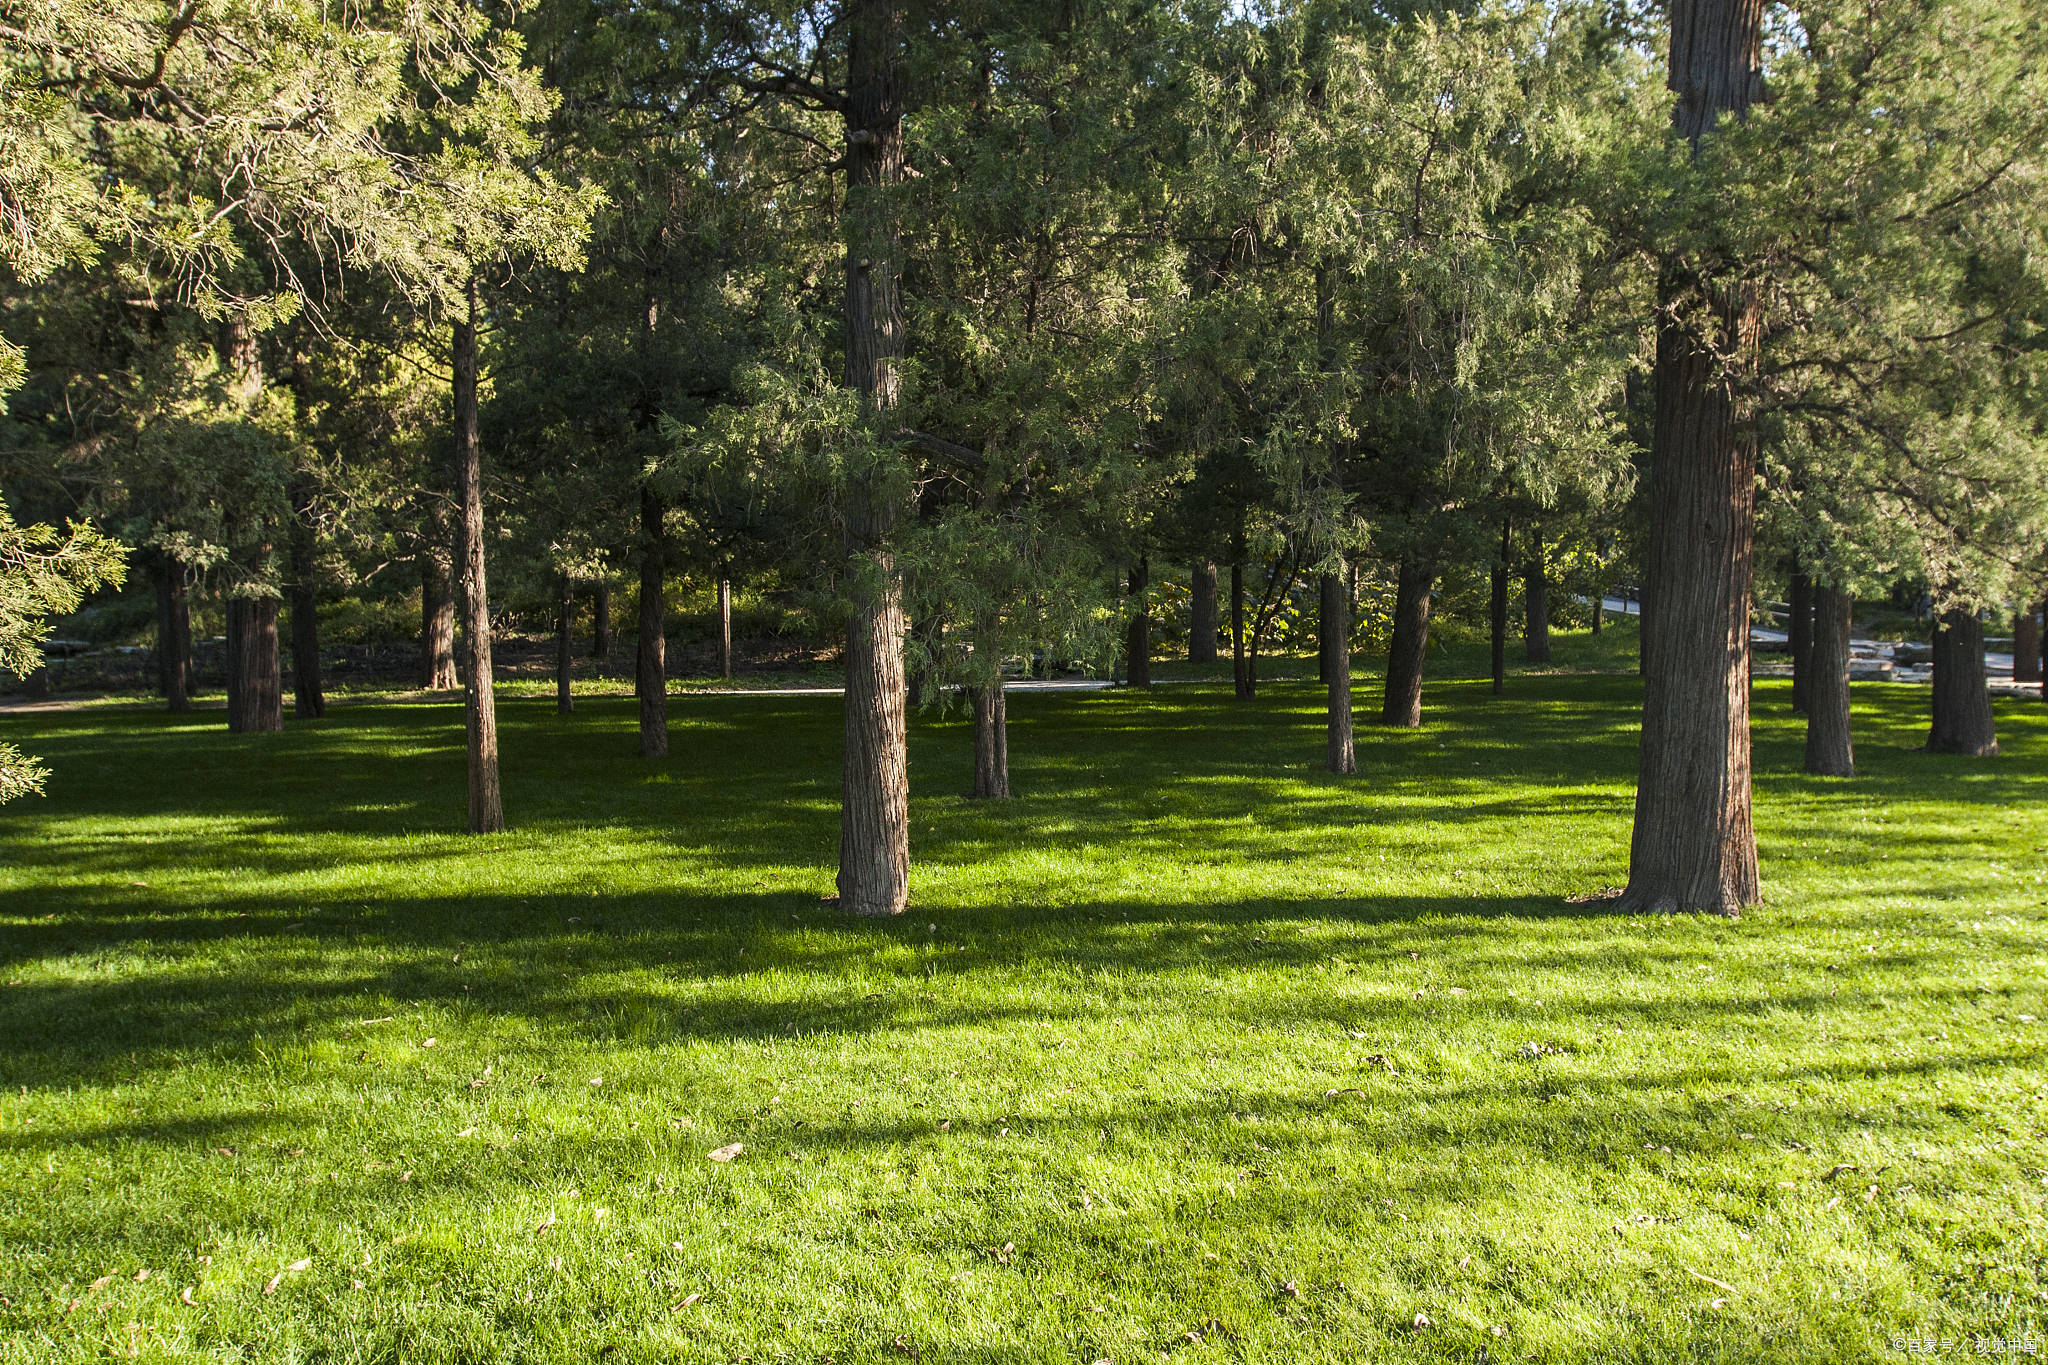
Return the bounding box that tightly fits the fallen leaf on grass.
[179,1287,196,1307]
[670,1293,702,1310]
[534,1213,558,1235]
[707,1143,744,1163]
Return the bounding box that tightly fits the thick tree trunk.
[1803,585,1853,777]
[1621,0,1764,917]
[1787,565,1812,713]
[2012,602,2041,684]
[225,598,283,733]
[1125,557,1150,687]
[591,581,611,660]
[1522,532,1551,664]
[1322,570,1355,773]
[969,681,1009,800]
[1490,520,1509,697]
[637,484,668,758]
[155,554,192,711]
[555,573,574,715]
[1380,559,1434,728]
[1230,559,1250,699]
[1190,561,1218,663]
[287,501,324,719]
[453,278,504,833]
[1927,607,1998,756]
[835,0,911,916]
[420,543,458,690]
[719,578,734,678]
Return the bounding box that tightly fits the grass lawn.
[1,653,2043,1363]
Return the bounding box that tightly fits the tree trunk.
[1190,560,1218,663]
[453,277,504,833]
[1803,584,1853,777]
[591,580,611,660]
[1621,0,1765,917]
[2012,602,2041,684]
[420,542,458,690]
[969,681,1009,799]
[835,0,911,916]
[555,573,574,715]
[1380,559,1434,728]
[1322,569,1354,773]
[719,578,734,678]
[637,484,668,758]
[1787,565,1812,713]
[1125,557,1150,687]
[1592,585,1603,635]
[1522,531,1551,664]
[1490,519,1509,697]
[1230,559,1250,699]
[225,597,283,733]
[287,496,324,719]
[155,554,191,712]
[1927,606,1998,756]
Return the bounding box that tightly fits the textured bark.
[1322,570,1355,773]
[2012,602,2041,684]
[453,278,505,833]
[287,498,324,719]
[591,581,611,659]
[1787,566,1812,713]
[1380,560,1434,728]
[154,554,192,711]
[1927,607,1997,756]
[835,0,911,916]
[719,578,733,678]
[555,574,574,715]
[1190,561,1218,663]
[1803,585,1854,776]
[1125,557,1150,687]
[1522,531,1551,665]
[1490,520,1510,696]
[637,484,668,758]
[225,598,284,733]
[1230,559,1250,699]
[419,542,458,690]
[1621,0,1764,917]
[969,682,1009,799]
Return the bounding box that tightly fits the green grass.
[1,652,2044,1363]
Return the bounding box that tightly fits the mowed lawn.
[1,665,2043,1363]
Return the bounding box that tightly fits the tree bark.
[420,541,458,690]
[1322,569,1354,773]
[969,681,1009,799]
[835,0,911,916]
[719,578,734,678]
[1125,557,1150,687]
[2012,602,2041,684]
[1621,0,1765,917]
[1803,584,1853,777]
[453,277,505,833]
[556,573,574,715]
[1190,560,1218,663]
[1380,559,1434,728]
[1490,519,1510,696]
[1230,559,1250,699]
[225,597,283,733]
[1927,606,1998,756]
[1787,565,1812,713]
[1522,530,1551,664]
[637,484,668,758]
[287,494,324,719]
[591,580,611,660]
[154,553,191,711]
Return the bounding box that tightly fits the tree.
[0,506,124,801]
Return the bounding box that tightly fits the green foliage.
[0,497,124,801]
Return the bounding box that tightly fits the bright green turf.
[1,654,2043,1363]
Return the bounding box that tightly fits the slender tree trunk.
[637,484,668,758]
[1787,564,1812,713]
[225,597,283,733]
[556,573,574,715]
[1125,557,1150,687]
[420,543,458,690]
[1380,559,1434,728]
[1522,531,1551,664]
[836,0,911,916]
[1804,585,1854,776]
[155,554,191,712]
[591,581,611,660]
[1190,561,1218,663]
[453,277,504,834]
[1621,0,1765,917]
[1490,519,1510,697]
[1322,569,1354,773]
[287,496,324,719]
[969,680,1009,800]
[2012,602,2041,684]
[719,578,733,678]
[1231,559,1250,699]
[1927,606,1998,756]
